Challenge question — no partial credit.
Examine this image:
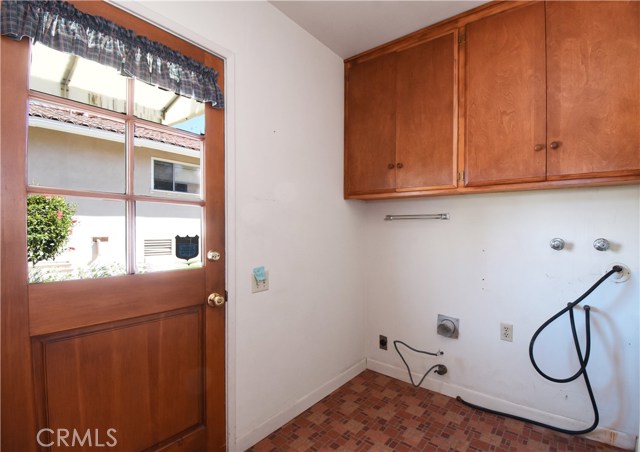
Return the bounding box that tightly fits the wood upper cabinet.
[345,1,640,200]
[345,32,457,196]
[396,33,457,191]
[546,1,640,179]
[465,3,547,186]
[345,53,397,195]
[465,1,640,187]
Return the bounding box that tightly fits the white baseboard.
[366,358,636,451]
[233,359,367,452]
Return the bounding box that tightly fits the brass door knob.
[387,163,395,169]
[534,144,545,151]
[207,293,225,307]
[549,141,561,150]
[396,162,404,169]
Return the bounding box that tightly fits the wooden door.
[1,4,226,451]
[345,53,397,195]
[546,1,640,179]
[395,32,457,191]
[464,2,547,186]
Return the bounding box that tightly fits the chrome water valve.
[550,238,565,251]
[593,238,610,251]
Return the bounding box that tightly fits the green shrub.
[27,195,76,265]
[29,263,126,283]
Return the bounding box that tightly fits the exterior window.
[153,159,200,195]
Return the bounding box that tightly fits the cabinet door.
[345,53,397,195]
[396,33,457,191]
[465,3,547,186]
[546,1,640,179]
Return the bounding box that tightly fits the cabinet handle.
[549,141,561,150]
[396,162,404,169]
[387,163,395,169]
[534,144,545,152]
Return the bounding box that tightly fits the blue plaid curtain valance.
[0,0,224,108]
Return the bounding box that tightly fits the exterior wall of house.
[28,125,126,193]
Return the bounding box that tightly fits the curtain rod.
[384,214,450,221]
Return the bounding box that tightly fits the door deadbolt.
[207,250,221,261]
[207,293,225,307]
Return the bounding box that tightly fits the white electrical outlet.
[500,323,513,342]
[251,269,269,293]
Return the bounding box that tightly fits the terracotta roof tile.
[29,102,201,151]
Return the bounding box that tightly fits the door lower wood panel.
[465,2,547,186]
[33,307,204,451]
[28,270,205,336]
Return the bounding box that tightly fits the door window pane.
[29,43,127,113]
[28,196,126,283]
[133,79,205,134]
[134,125,202,199]
[136,202,202,273]
[28,100,126,193]
[26,44,210,283]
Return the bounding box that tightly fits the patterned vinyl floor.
[248,370,628,452]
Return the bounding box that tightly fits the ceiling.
[270,1,488,59]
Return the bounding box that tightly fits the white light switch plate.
[251,270,269,293]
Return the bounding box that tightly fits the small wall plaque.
[175,235,199,261]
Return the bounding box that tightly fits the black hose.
[457,266,622,435]
[393,340,444,388]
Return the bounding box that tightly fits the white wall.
[114,1,367,450]
[112,2,639,451]
[363,185,639,448]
